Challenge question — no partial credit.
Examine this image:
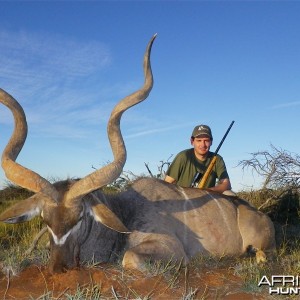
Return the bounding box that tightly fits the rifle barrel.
[214,121,235,154]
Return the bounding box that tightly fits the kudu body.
[0,35,275,273]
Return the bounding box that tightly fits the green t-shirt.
[166,148,229,188]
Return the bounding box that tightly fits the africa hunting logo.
[258,275,300,295]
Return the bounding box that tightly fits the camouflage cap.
[191,125,213,139]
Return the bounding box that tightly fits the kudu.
[0,35,275,273]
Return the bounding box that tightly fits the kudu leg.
[122,237,188,271]
[237,204,276,262]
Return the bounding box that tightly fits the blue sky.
[0,1,299,191]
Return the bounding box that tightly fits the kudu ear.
[0,196,42,224]
[91,203,130,234]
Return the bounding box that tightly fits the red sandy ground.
[0,264,268,300]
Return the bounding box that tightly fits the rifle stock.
[198,156,217,188]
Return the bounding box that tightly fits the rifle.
[195,121,235,189]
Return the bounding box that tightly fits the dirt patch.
[0,264,268,299]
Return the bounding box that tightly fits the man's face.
[191,136,212,157]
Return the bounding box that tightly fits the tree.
[103,155,173,191]
[238,144,300,190]
[238,144,300,223]
[144,155,173,179]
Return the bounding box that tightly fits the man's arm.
[207,178,231,193]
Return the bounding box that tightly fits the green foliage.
[238,188,300,222]
[268,190,300,225]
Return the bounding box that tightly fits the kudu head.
[0,34,156,273]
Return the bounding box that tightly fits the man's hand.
[206,178,231,193]
[164,175,176,184]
